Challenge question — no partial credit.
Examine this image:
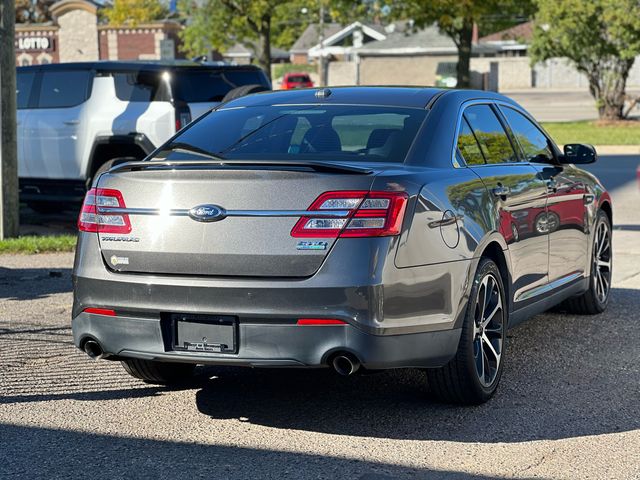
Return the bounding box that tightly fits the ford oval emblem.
[188,204,226,223]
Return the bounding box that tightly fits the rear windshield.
[162,105,427,163]
[287,75,310,83]
[171,70,269,103]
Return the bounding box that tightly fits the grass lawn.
[541,120,640,146]
[0,234,76,255]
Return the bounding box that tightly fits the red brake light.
[291,190,408,238]
[78,188,131,234]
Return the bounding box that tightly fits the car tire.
[426,258,507,405]
[222,84,270,102]
[121,359,195,384]
[558,209,612,315]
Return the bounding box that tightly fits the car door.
[23,69,93,180]
[16,69,37,178]
[498,105,589,283]
[458,103,549,304]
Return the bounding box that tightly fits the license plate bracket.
[172,314,237,354]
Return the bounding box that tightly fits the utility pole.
[0,0,19,239]
[317,0,325,87]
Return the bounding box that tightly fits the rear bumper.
[72,232,469,369]
[72,312,460,369]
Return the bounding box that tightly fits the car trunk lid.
[93,162,379,277]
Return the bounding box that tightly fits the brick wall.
[15,28,60,65]
[116,30,156,60]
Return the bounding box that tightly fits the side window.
[501,107,555,163]
[113,72,165,102]
[16,72,36,109]
[38,70,92,108]
[464,104,519,164]
[457,117,485,165]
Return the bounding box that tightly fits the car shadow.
[0,267,72,300]
[0,423,548,480]
[193,287,640,443]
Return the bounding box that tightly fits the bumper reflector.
[297,318,347,325]
[83,307,116,316]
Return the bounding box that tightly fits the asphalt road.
[2,156,639,479]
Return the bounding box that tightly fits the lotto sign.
[16,37,54,52]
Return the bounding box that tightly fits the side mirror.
[561,143,597,164]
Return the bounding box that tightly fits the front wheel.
[559,209,612,314]
[426,258,507,405]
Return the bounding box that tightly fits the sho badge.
[110,255,129,266]
[296,241,328,251]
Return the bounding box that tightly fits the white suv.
[16,61,270,212]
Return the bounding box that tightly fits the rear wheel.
[559,209,612,314]
[426,258,506,405]
[121,359,195,384]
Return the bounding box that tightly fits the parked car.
[281,72,314,89]
[72,87,612,405]
[16,61,270,212]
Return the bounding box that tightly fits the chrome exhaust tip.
[331,353,361,376]
[83,340,104,360]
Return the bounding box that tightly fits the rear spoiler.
[108,160,374,175]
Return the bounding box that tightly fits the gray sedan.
[71,87,612,404]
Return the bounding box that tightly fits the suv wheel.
[426,258,506,404]
[121,359,195,384]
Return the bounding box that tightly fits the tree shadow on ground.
[0,423,550,480]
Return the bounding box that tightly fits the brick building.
[15,0,183,66]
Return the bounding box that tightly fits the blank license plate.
[174,315,237,354]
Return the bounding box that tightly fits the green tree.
[388,0,534,88]
[530,0,640,120]
[102,0,168,26]
[178,0,379,82]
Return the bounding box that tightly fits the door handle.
[64,120,79,126]
[492,185,511,198]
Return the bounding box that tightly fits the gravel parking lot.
[1,156,639,479]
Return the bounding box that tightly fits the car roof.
[223,86,516,109]
[17,61,264,73]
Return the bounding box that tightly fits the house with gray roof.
[290,21,387,64]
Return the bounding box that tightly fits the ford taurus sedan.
[72,87,612,404]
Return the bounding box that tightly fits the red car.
[281,72,314,89]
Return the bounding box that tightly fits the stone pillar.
[50,0,99,62]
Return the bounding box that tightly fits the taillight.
[78,188,131,234]
[291,190,408,238]
[175,106,192,131]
